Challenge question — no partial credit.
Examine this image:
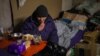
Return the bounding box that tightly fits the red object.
[0,39,13,48]
[22,41,47,56]
[0,39,47,56]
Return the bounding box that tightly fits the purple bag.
[8,40,26,55]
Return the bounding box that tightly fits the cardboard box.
[96,44,100,56]
[83,30,99,42]
[75,42,97,56]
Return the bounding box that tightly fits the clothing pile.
[54,20,79,49]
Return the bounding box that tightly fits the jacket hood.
[32,5,48,18]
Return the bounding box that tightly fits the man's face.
[37,17,47,23]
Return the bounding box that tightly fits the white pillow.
[70,20,86,30]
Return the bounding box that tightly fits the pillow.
[63,12,76,20]
[70,20,86,30]
[73,14,88,23]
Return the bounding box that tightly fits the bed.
[30,12,88,56]
[55,11,88,49]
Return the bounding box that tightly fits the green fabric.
[70,48,75,56]
[90,18,100,25]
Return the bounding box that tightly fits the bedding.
[54,11,88,50]
[54,20,80,49]
[61,18,72,24]
[73,14,88,23]
[69,30,84,48]
[70,20,86,30]
[63,12,88,30]
[54,20,72,48]
[76,0,100,15]
[55,14,87,49]
[63,12,76,20]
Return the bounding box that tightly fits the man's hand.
[38,22,45,31]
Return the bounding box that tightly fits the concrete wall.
[62,0,73,11]
[10,0,62,26]
[0,0,12,28]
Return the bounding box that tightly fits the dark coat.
[21,16,58,44]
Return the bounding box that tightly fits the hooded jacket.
[21,16,58,44]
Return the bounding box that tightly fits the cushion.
[63,12,76,20]
[73,14,88,23]
[70,20,86,30]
